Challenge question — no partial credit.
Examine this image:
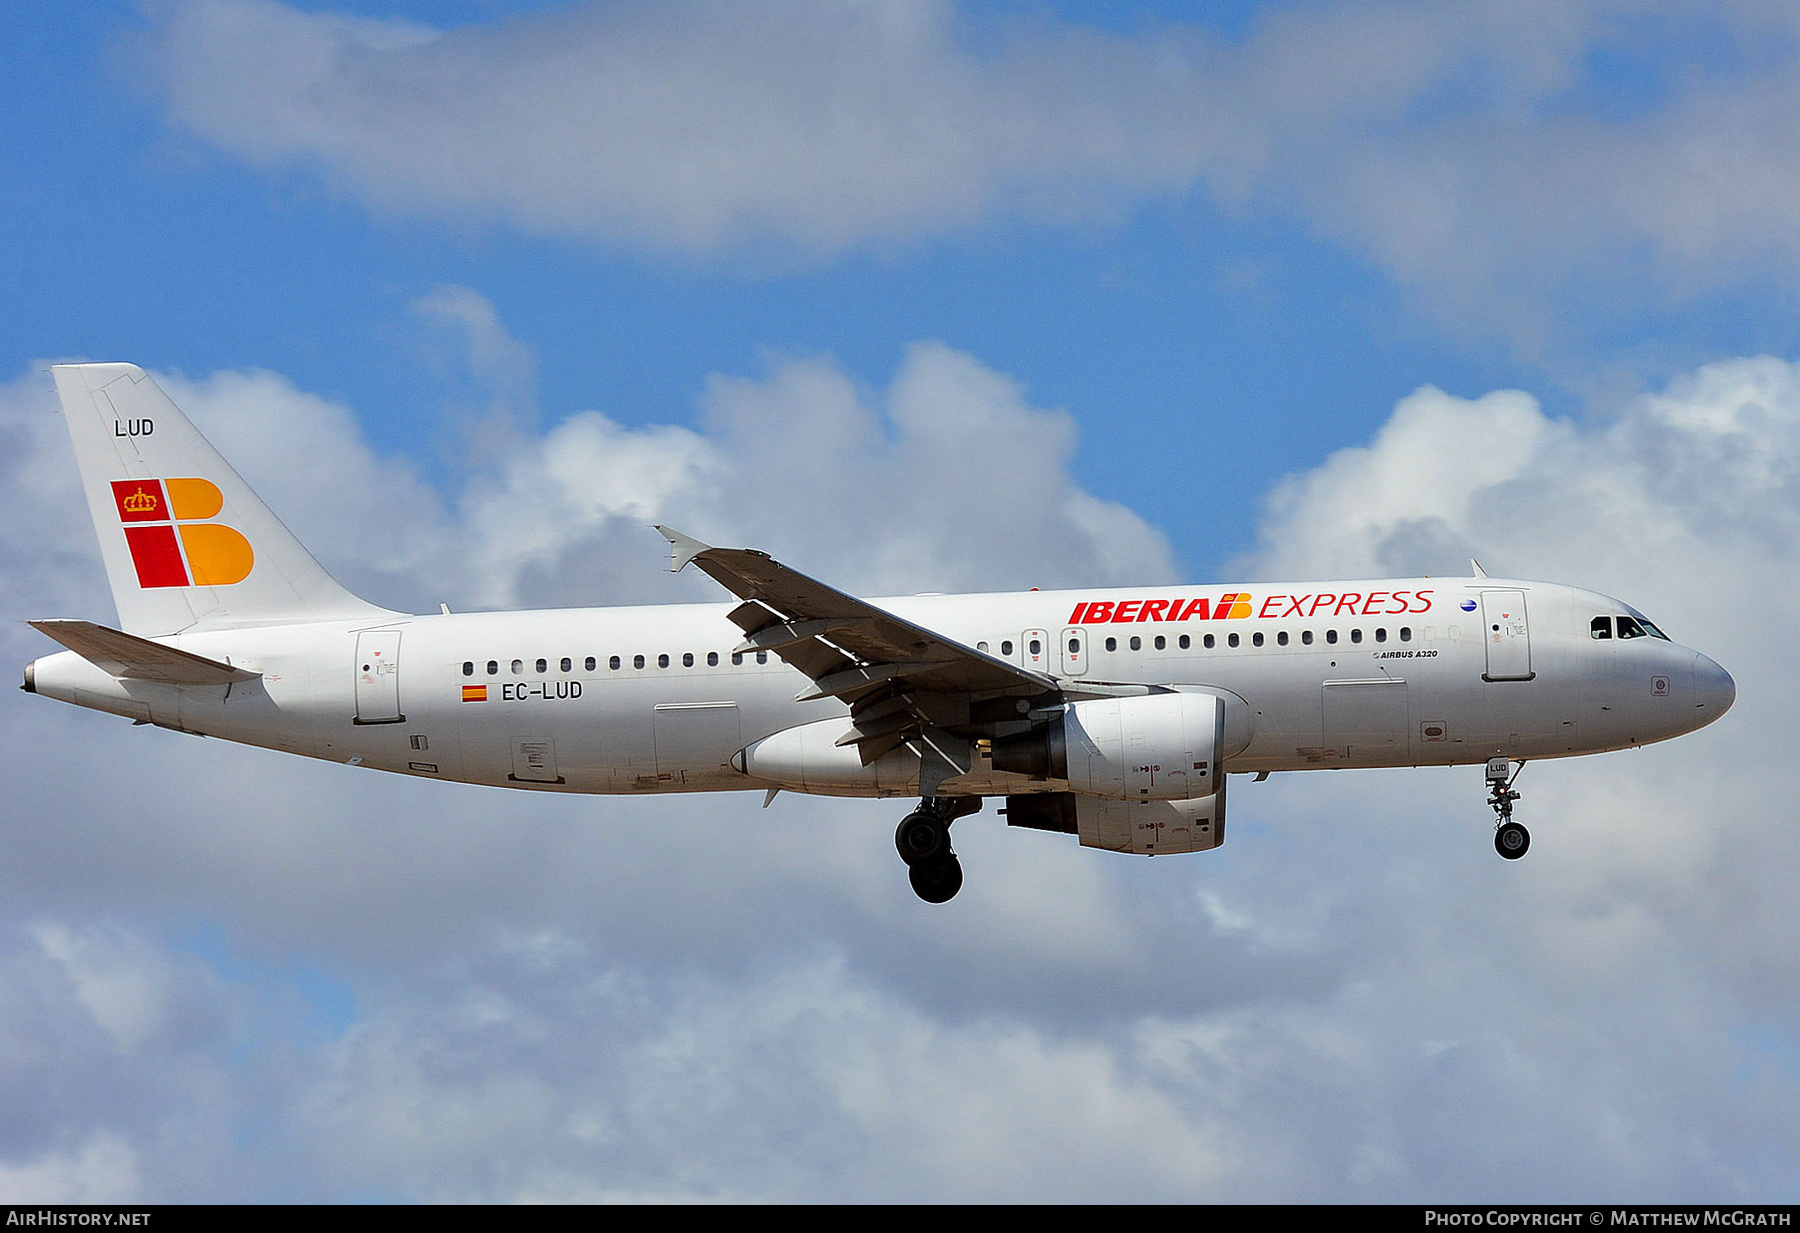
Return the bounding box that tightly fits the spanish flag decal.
[462,685,488,703]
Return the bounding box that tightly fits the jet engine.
[991,691,1225,801]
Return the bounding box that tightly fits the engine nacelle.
[992,691,1224,801]
[735,717,920,796]
[1003,785,1226,855]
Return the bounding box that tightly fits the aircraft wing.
[656,527,1060,772]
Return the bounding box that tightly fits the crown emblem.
[122,486,159,514]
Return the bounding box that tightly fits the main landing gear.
[1486,757,1530,859]
[895,796,980,903]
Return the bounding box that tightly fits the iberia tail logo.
[110,478,253,588]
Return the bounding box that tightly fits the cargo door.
[1321,678,1410,759]
[653,701,743,783]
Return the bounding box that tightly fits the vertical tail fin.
[51,363,397,635]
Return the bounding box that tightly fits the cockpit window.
[1638,619,1669,640]
[1590,616,1612,640]
[1617,616,1647,639]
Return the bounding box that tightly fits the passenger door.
[1481,591,1533,681]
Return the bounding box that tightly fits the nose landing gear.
[896,796,980,902]
[1487,757,1529,859]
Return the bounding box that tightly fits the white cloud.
[0,1133,142,1205]
[141,0,1210,253]
[137,1,1800,336]
[3,340,1799,1200]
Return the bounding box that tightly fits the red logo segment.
[112,480,169,523]
[122,525,188,588]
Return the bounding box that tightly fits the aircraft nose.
[1690,652,1736,726]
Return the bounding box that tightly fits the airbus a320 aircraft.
[24,364,1736,902]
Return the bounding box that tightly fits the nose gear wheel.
[1486,759,1530,860]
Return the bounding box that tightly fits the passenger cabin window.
[511,659,524,674]
[1203,634,1215,649]
[1252,632,1264,647]
[1326,630,1338,645]
[1179,635,1190,649]
[1591,616,1613,640]
[1001,640,1014,656]
[1228,633,1240,648]
[487,660,499,676]
[586,657,597,671]
[536,658,547,674]
[1302,630,1314,646]
[561,657,572,672]
[682,652,694,667]
[1154,635,1165,650]
[1129,636,1141,651]
[633,654,646,669]
[1350,630,1363,644]
[462,661,474,676]
[1105,637,1117,652]
[658,654,671,668]
[708,652,719,666]
[609,656,621,670]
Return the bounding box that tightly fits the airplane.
[22,363,1736,902]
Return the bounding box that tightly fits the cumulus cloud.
[140,0,1209,253]
[3,342,1799,1200]
[136,1,1800,337]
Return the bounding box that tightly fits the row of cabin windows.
[1100,626,1412,652]
[460,624,1422,678]
[978,628,1415,656]
[461,650,770,677]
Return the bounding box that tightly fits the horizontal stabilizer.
[29,619,260,686]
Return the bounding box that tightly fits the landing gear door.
[1481,591,1533,681]
[1060,627,1088,677]
[353,630,403,724]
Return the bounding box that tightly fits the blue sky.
[3,0,1800,1204]
[7,0,1722,574]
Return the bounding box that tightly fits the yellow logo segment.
[177,523,255,586]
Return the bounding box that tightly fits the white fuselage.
[27,577,1735,798]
